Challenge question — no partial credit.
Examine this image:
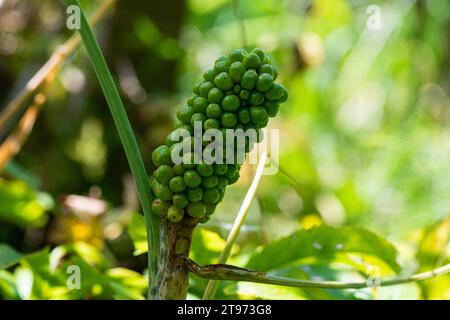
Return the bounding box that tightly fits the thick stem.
[154,218,197,300]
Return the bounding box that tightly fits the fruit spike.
[151,48,288,223]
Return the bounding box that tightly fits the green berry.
[228,171,240,185]
[258,64,274,77]
[167,206,184,222]
[214,59,229,74]
[190,113,207,128]
[187,93,198,106]
[229,62,246,83]
[203,69,216,82]
[174,119,184,128]
[279,85,288,102]
[272,65,279,80]
[217,176,228,190]
[152,145,172,166]
[169,176,186,192]
[192,81,201,94]
[173,193,189,208]
[250,106,268,125]
[237,107,250,124]
[152,180,173,201]
[239,89,250,100]
[222,95,240,112]
[193,96,208,113]
[208,87,224,104]
[256,73,274,92]
[198,215,210,224]
[196,163,214,177]
[186,202,206,218]
[243,52,261,69]
[173,163,186,176]
[216,55,228,62]
[177,105,195,124]
[240,70,258,90]
[214,72,234,91]
[204,118,220,130]
[202,175,218,188]
[218,189,226,202]
[203,188,220,204]
[206,103,222,119]
[214,164,228,175]
[151,199,170,217]
[184,170,202,188]
[265,82,284,100]
[187,187,203,202]
[221,113,238,128]
[229,49,246,63]
[251,48,266,62]
[248,92,264,106]
[204,203,216,215]
[226,164,239,179]
[264,100,280,117]
[199,81,215,97]
[155,165,175,184]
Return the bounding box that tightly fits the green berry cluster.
[151,48,288,223]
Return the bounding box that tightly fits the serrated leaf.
[0,244,22,270]
[246,225,401,273]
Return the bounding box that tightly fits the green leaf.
[0,178,53,228]
[190,228,238,265]
[246,225,401,274]
[0,270,20,299]
[0,244,22,270]
[416,215,450,299]
[128,213,148,255]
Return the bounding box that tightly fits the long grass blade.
[66,0,158,299]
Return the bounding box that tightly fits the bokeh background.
[0,0,449,299]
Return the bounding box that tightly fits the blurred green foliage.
[0,0,449,299]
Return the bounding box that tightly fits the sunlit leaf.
[246,225,401,274]
[416,215,450,299]
[0,270,20,299]
[0,179,53,228]
[128,212,148,255]
[0,244,22,270]
[190,228,237,265]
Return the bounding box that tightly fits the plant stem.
[232,0,247,48]
[203,151,268,299]
[0,89,47,171]
[67,0,159,299]
[188,259,450,290]
[0,0,116,130]
[155,218,197,300]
